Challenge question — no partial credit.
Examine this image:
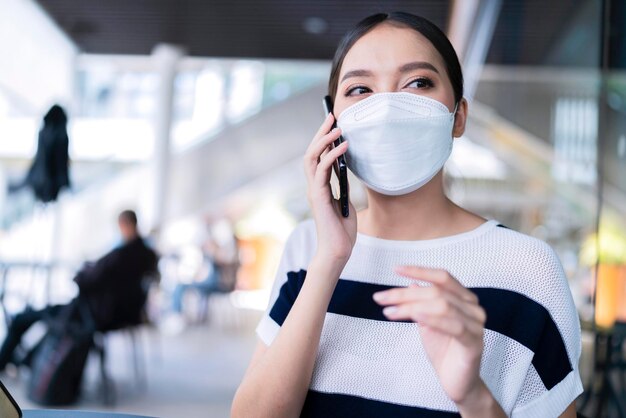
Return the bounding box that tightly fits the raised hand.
[304,113,357,264]
[373,266,487,405]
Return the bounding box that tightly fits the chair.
[92,274,160,406]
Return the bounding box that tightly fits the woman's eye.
[345,86,371,96]
[405,78,434,89]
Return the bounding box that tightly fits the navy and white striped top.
[256,219,583,417]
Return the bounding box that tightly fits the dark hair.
[328,12,463,104]
[118,210,138,227]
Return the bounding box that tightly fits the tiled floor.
[1,310,261,418]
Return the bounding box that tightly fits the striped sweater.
[256,219,583,417]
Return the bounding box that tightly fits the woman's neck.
[357,172,483,241]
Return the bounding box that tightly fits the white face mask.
[337,92,457,196]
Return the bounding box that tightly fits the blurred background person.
[0,210,158,371]
[162,220,239,333]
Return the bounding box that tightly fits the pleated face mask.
[336,92,457,196]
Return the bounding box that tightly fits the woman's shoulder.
[478,223,574,308]
[486,222,561,267]
[287,218,317,246]
[281,218,318,263]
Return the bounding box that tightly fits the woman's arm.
[454,380,506,417]
[232,114,357,417]
[232,257,344,417]
[559,402,577,418]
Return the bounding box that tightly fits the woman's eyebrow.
[340,69,373,83]
[398,61,439,74]
[340,62,439,84]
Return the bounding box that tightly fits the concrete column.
[151,44,183,239]
[465,0,502,101]
[448,0,502,101]
[447,0,480,62]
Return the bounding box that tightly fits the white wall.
[0,0,77,113]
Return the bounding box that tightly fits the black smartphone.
[0,380,22,418]
[322,96,349,218]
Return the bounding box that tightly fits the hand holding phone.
[322,96,349,218]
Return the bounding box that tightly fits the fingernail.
[383,306,397,316]
[373,292,386,302]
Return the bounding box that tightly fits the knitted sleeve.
[509,243,584,418]
[255,220,315,346]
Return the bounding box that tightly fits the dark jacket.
[26,106,71,203]
[74,236,158,331]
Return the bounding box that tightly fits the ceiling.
[36,0,591,65]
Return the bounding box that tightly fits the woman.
[233,12,582,418]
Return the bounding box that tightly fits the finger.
[320,144,330,162]
[376,285,486,325]
[382,295,484,329]
[314,113,335,140]
[395,266,478,304]
[304,128,342,182]
[383,301,484,342]
[418,316,484,347]
[439,293,486,326]
[313,141,348,188]
[373,285,441,306]
[310,128,342,160]
[382,297,460,321]
[461,303,487,326]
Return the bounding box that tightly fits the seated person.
[171,235,238,314]
[0,210,158,371]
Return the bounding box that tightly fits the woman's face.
[334,23,467,137]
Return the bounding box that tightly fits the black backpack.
[26,299,95,405]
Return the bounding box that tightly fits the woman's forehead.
[339,25,445,78]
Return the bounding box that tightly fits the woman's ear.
[452,97,468,138]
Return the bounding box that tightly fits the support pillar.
[150,44,183,241]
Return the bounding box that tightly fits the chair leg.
[128,329,146,390]
[94,334,115,406]
[144,322,162,365]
